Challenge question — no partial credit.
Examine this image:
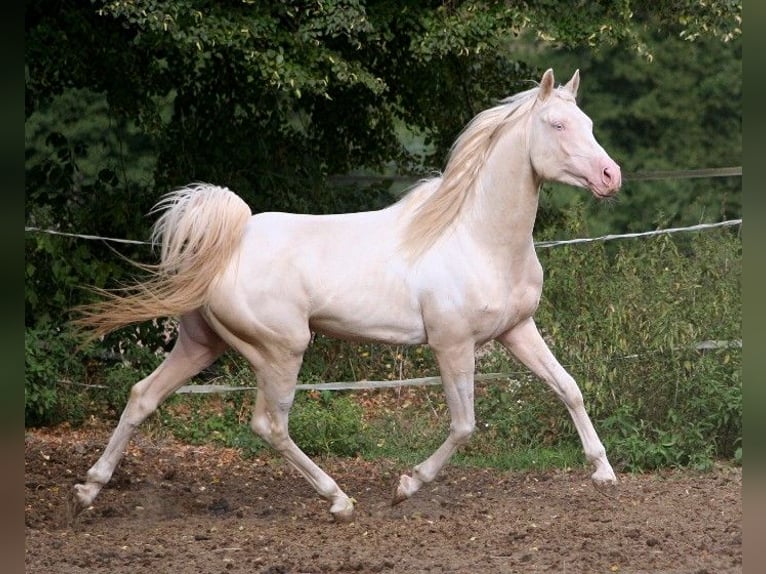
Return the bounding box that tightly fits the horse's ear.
[537,69,555,102]
[564,69,580,98]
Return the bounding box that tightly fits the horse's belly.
[309,301,427,346]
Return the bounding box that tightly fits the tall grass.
[530,211,741,470]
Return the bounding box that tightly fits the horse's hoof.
[330,498,355,523]
[72,484,91,512]
[67,489,90,524]
[591,468,618,486]
[391,474,417,506]
[391,487,407,507]
[70,482,101,522]
[73,482,98,506]
[591,468,618,500]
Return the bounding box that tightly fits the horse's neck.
[464,127,540,256]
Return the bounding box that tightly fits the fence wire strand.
[534,219,741,248]
[25,219,742,249]
[26,215,741,396]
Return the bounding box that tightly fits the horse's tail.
[73,183,252,340]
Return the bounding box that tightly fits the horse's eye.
[553,121,565,131]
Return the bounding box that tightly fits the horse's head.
[528,69,621,198]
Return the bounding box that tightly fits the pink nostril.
[602,163,622,189]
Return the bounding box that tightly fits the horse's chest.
[470,263,543,337]
[472,282,539,334]
[417,252,543,342]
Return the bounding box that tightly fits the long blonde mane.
[401,86,543,258]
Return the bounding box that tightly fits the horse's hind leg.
[248,352,356,522]
[72,310,227,514]
[212,319,355,521]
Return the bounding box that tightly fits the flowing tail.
[73,183,252,340]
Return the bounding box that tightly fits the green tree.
[25,0,742,327]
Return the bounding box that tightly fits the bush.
[24,326,88,426]
[523,208,742,469]
[151,363,369,459]
[96,342,165,415]
[289,391,369,457]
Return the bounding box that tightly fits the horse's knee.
[123,379,156,423]
[269,427,293,451]
[549,374,585,410]
[127,376,149,400]
[561,381,585,411]
[567,390,585,411]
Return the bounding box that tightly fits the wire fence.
[24,165,743,247]
[62,339,742,395]
[24,218,742,250]
[168,339,741,395]
[533,219,741,248]
[26,167,742,395]
[64,338,742,395]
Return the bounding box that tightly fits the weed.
[289,391,369,457]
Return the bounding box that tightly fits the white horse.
[73,68,621,522]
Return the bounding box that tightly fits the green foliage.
[530,207,741,469]
[130,348,370,458]
[474,379,567,450]
[25,108,157,328]
[26,1,742,204]
[24,323,170,427]
[24,327,88,426]
[161,393,265,457]
[97,342,165,414]
[158,388,367,459]
[289,392,369,457]
[300,333,438,385]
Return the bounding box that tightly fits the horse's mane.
[400,86,544,259]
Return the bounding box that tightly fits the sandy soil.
[25,425,741,573]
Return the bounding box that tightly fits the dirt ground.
[25,424,741,574]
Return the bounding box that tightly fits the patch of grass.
[454,443,587,473]
[289,391,370,457]
[363,401,448,466]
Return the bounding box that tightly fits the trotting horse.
[73,68,620,522]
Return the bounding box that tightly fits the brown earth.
[25,424,741,574]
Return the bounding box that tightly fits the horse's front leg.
[497,317,617,485]
[393,343,476,504]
